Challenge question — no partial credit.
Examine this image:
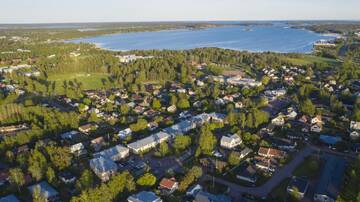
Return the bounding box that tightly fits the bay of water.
[69,25,336,53]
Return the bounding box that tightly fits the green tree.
[179,166,203,191]
[173,135,192,153]
[76,169,94,191]
[228,152,240,166]
[136,173,157,187]
[120,104,130,115]
[28,150,47,181]
[170,94,178,106]
[197,125,217,156]
[177,98,190,109]
[32,186,46,202]
[300,99,316,116]
[158,142,170,157]
[45,146,72,170]
[9,168,25,192]
[152,98,161,110]
[129,118,148,132]
[46,167,56,183]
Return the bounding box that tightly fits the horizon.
[1,19,360,26]
[1,0,360,24]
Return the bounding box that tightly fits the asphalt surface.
[203,146,315,201]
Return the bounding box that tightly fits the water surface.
[70,25,336,53]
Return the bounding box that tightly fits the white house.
[220,134,242,149]
[90,157,118,182]
[70,143,87,156]
[272,114,285,126]
[350,121,360,130]
[94,145,129,161]
[127,132,170,154]
[350,131,360,140]
[311,123,323,133]
[311,115,323,125]
[118,128,132,139]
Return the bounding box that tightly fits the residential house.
[69,143,87,157]
[350,131,360,140]
[220,134,242,149]
[239,147,253,159]
[163,120,196,137]
[127,191,162,202]
[236,165,258,183]
[118,128,132,139]
[311,115,323,125]
[60,131,80,141]
[147,122,159,131]
[89,156,118,182]
[186,184,202,197]
[167,105,177,113]
[311,123,323,133]
[127,132,170,154]
[235,101,244,109]
[271,137,296,151]
[78,123,98,134]
[28,181,59,202]
[350,121,360,131]
[255,158,275,172]
[159,177,178,195]
[0,123,29,134]
[319,135,342,146]
[94,145,129,162]
[258,147,284,159]
[271,114,285,126]
[90,137,105,152]
[194,191,231,202]
[298,115,309,124]
[287,177,309,199]
[286,107,298,120]
[59,172,76,184]
[313,155,347,202]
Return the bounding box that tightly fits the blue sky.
[0,0,359,23]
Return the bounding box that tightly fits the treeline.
[71,171,135,202]
[0,104,79,152]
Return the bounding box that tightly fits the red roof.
[159,177,177,190]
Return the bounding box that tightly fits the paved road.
[203,146,315,201]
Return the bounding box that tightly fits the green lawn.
[47,72,111,93]
[269,177,291,201]
[292,156,320,179]
[285,55,340,66]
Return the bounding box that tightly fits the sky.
[0,0,360,24]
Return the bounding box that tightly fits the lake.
[69,25,336,53]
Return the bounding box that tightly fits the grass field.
[47,72,111,93]
[285,55,340,66]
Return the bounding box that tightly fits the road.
[203,146,315,201]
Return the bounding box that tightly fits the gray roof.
[94,145,129,161]
[90,156,117,173]
[240,147,253,156]
[288,177,309,194]
[127,132,170,151]
[0,195,20,202]
[28,181,59,199]
[315,155,347,200]
[194,191,231,202]
[127,191,162,202]
[163,120,196,136]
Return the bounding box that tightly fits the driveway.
[203,146,315,201]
